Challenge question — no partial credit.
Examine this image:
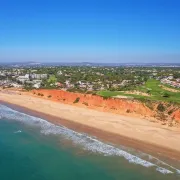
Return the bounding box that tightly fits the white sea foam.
[0,104,179,175]
[14,130,22,133]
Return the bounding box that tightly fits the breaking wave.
[14,130,22,133]
[0,104,180,175]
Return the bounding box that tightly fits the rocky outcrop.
[32,89,180,122]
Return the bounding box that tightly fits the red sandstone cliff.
[171,110,180,121]
[31,89,180,123]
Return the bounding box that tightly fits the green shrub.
[103,96,109,100]
[73,97,80,103]
[145,101,154,110]
[157,104,165,112]
[162,92,170,98]
[168,109,174,115]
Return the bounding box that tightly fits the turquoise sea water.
[0,104,180,180]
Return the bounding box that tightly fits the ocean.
[0,104,180,180]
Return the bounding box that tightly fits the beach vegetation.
[145,101,154,110]
[162,92,170,98]
[103,96,110,100]
[157,103,165,112]
[168,109,174,115]
[73,97,80,103]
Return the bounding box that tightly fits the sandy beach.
[0,89,180,160]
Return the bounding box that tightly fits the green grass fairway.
[97,79,180,104]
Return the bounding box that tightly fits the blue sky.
[0,0,180,63]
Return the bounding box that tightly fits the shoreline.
[1,97,180,161]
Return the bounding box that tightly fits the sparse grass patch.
[145,101,154,110]
[168,109,174,115]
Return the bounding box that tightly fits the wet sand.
[0,91,180,160]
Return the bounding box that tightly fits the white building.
[30,74,48,79]
[33,83,41,89]
[17,76,29,83]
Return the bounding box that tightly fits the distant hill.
[0,62,180,68]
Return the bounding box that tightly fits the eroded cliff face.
[171,110,180,121]
[31,89,180,122]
